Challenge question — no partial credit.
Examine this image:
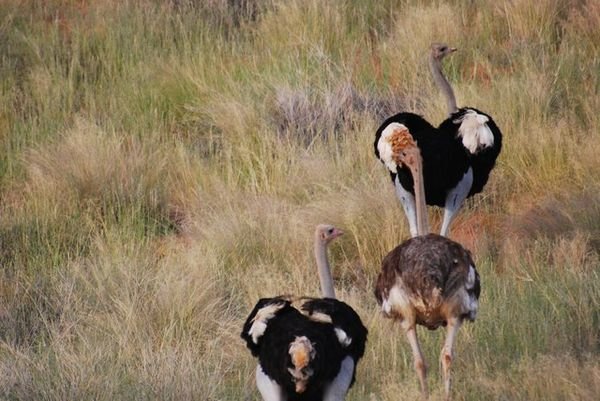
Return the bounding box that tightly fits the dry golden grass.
[0,0,599,400]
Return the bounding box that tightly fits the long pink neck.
[314,238,336,299]
[408,151,430,235]
[429,54,457,115]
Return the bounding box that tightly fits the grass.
[0,0,599,400]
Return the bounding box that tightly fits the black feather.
[241,296,367,400]
[374,107,502,207]
[438,107,503,196]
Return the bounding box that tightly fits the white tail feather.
[454,109,494,153]
[288,336,316,367]
[377,123,409,173]
[465,265,476,290]
[302,310,333,324]
[248,302,286,344]
[334,327,352,347]
[288,336,316,393]
[465,265,478,320]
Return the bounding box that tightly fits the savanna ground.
[0,0,598,400]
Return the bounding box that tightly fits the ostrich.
[241,225,368,401]
[374,43,502,237]
[374,128,480,400]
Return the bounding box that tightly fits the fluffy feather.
[288,336,316,393]
[377,122,411,173]
[334,328,352,347]
[454,109,495,153]
[248,301,288,344]
[241,296,367,400]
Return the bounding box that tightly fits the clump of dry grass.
[270,81,405,146]
[1,230,244,400]
[472,354,600,401]
[498,191,600,273]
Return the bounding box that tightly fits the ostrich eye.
[328,228,334,234]
[440,46,447,51]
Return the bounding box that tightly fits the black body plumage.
[300,298,367,373]
[241,297,367,401]
[374,107,502,207]
[439,107,503,196]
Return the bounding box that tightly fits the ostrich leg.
[323,356,355,401]
[406,326,428,399]
[440,317,462,401]
[256,365,285,401]
[440,168,473,237]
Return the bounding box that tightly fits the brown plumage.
[375,234,479,330]
[374,129,481,400]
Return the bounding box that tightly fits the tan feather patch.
[386,126,418,166]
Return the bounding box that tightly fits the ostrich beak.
[332,228,344,239]
[450,47,458,52]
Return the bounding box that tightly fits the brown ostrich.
[374,127,480,400]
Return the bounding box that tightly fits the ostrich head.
[315,224,344,244]
[386,128,430,235]
[383,124,420,169]
[431,43,457,61]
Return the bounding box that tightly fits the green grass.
[0,0,599,400]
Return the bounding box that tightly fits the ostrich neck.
[314,240,336,299]
[408,153,430,235]
[429,55,457,115]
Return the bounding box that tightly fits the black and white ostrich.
[241,225,368,401]
[374,43,502,237]
[374,130,480,400]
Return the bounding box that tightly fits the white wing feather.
[248,302,287,344]
[377,123,409,173]
[334,327,352,347]
[454,109,494,153]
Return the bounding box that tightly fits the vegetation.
[0,0,598,400]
